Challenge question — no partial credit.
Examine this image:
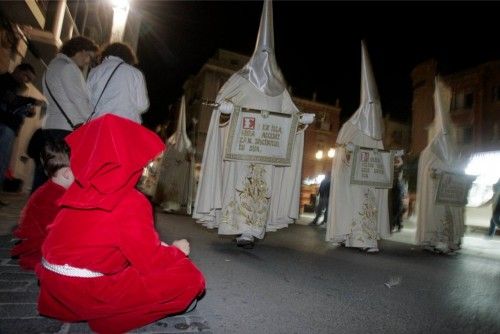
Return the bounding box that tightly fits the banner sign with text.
[224,107,299,166]
[350,146,394,188]
[435,171,476,206]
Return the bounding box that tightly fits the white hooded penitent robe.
[416,78,465,251]
[326,41,390,248]
[155,96,195,214]
[193,0,304,239]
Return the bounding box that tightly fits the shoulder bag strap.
[87,61,125,122]
[44,75,75,129]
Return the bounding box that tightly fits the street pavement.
[1,191,500,334]
[0,192,210,334]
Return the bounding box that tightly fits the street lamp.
[111,0,130,10]
[110,0,130,42]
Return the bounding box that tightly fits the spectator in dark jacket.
[0,63,37,202]
[310,173,331,226]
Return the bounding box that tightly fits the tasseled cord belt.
[41,258,104,278]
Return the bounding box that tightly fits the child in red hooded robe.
[11,138,73,270]
[36,114,206,333]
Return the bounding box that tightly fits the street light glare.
[109,0,130,42]
[327,148,335,158]
[111,0,130,10]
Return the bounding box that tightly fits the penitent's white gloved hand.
[218,101,235,114]
[299,113,315,125]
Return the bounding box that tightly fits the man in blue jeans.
[310,173,331,226]
[0,63,37,204]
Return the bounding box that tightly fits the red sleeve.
[12,201,31,239]
[13,192,49,240]
[118,192,186,274]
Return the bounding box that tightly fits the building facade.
[182,49,247,162]
[383,114,410,152]
[411,59,500,158]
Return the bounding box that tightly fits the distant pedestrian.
[11,138,73,270]
[389,154,406,232]
[87,42,149,123]
[488,180,500,237]
[310,173,331,226]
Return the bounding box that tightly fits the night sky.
[136,1,500,129]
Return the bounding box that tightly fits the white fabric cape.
[193,74,304,238]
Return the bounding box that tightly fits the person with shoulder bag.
[32,36,98,193]
[43,36,98,136]
[87,42,149,124]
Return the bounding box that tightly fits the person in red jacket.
[11,138,73,270]
[35,114,206,333]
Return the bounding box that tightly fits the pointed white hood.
[347,41,384,140]
[167,95,193,153]
[238,0,286,97]
[429,76,456,165]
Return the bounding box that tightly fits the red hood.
[61,114,165,211]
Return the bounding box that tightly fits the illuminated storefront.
[464,150,500,228]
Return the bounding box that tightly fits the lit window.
[452,91,474,110]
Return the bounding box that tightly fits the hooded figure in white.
[326,41,390,252]
[416,77,464,253]
[193,0,306,247]
[155,95,195,214]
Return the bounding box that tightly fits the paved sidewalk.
[0,192,211,334]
